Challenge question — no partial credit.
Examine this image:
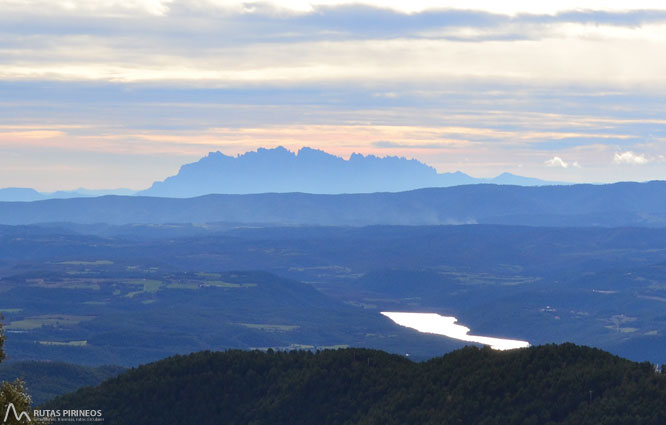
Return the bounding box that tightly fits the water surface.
[382,312,530,351]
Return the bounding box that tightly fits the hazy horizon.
[1,145,661,193]
[2,145,564,193]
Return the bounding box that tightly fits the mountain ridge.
[0,187,135,202]
[0,180,665,227]
[138,146,560,197]
[0,147,577,201]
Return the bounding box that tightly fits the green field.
[195,272,222,278]
[166,282,198,290]
[28,278,101,290]
[239,323,300,332]
[0,308,22,313]
[38,340,88,347]
[204,281,257,288]
[7,315,96,330]
[58,260,114,266]
[124,279,163,298]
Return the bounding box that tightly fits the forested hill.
[46,344,666,425]
[2,181,666,226]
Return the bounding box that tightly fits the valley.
[1,223,665,367]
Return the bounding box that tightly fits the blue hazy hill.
[0,187,45,202]
[2,181,666,227]
[139,146,554,197]
[0,187,135,202]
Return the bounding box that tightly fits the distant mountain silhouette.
[0,148,562,200]
[0,187,135,202]
[0,187,44,202]
[2,181,665,227]
[139,147,557,197]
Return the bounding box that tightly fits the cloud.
[4,3,666,87]
[545,156,569,168]
[4,32,666,87]
[372,141,459,149]
[613,151,649,165]
[8,1,666,17]
[3,0,174,16]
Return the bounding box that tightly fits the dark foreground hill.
[46,344,666,425]
[2,181,666,226]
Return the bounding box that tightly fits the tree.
[0,317,33,424]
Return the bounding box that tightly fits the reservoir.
[382,312,530,351]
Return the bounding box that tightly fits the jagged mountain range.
[139,147,557,197]
[0,147,557,201]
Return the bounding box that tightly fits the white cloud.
[8,0,666,16]
[193,1,666,15]
[3,2,666,87]
[545,156,569,168]
[3,34,666,86]
[4,0,174,16]
[613,151,649,165]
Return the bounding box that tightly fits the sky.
[2,0,666,190]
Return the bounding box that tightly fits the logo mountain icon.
[3,403,30,422]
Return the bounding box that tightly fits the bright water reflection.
[381,312,530,351]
